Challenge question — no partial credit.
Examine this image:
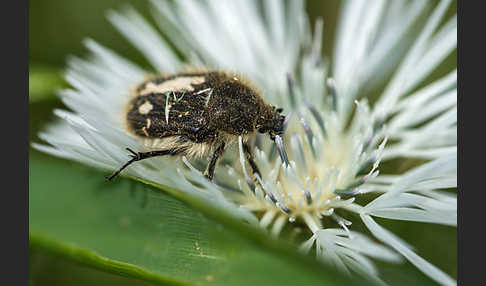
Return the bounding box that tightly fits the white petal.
[361,215,456,286]
[375,0,454,116]
[107,8,181,72]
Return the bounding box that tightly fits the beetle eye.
[258,127,268,134]
[276,108,283,113]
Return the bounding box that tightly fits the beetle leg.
[106,147,184,181]
[242,142,264,189]
[204,142,226,181]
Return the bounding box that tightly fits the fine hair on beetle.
[106,69,289,184]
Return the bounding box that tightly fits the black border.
[4,0,29,285]
[458,0,478,285]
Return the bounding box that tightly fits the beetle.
[106,70,289,182]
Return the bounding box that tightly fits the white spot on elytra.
[138,101,153,114]
[142,127,149,136]
[141,76,205,95]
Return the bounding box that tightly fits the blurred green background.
[29,1,456,285]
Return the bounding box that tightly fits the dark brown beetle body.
[108,70,287,181]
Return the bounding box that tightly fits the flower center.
[229,100,384,235]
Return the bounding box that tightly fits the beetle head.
[256,106,289,165]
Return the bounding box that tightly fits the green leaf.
[29,151,368,286]
[30,248,158,286]
[29,66,65,103]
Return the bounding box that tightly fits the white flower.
[33,0,457,285]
